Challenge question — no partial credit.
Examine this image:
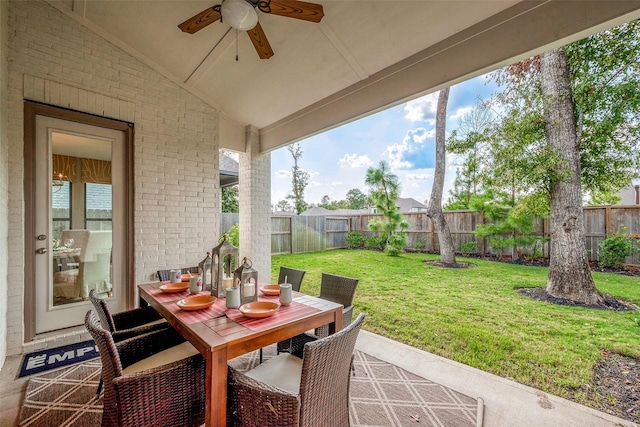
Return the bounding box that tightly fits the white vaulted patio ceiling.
[52,0,640,152]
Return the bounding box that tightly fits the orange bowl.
[181,272,192,282]
[160,282,189,293]
[260,284,280,296]
[239,301,279,318]
[177,295,217,311]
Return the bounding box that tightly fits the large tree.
[486,21,640,304]
[345,188,370,209]
[541,48,603,304]
[287,143,310,214]
[426,88,457,265]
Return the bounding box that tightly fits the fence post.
[289,216,293,254]
[479,211,486,257]
[605,205,612,238]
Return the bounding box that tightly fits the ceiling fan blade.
[247,22,274,59]
[265,0,324,23]
[178,7,222,34]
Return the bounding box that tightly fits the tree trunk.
[541,48,604,305]
[427,88,457,265]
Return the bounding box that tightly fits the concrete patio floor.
[0,329,637,427]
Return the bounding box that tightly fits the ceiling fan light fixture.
[221,0,258,31]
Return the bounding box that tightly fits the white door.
[34,115,127,334]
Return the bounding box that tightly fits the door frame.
[23,101,135,342]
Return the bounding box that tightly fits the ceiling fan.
[178,0,324,60]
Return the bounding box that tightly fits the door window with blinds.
[52,155,114,240]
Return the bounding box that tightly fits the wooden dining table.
[138,281,344,427]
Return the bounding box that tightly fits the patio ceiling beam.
[258,0,640,153]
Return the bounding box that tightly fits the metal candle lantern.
[198,252,213,291]
[233,257,258,306]
[211,236,238,298]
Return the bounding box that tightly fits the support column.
[239,125,271,279]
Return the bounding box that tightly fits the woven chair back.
[298,313,365,426]
[89,289,117,333]
[278,266,306,292]
[319,273,359,307]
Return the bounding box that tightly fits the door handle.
[36,248,48,254]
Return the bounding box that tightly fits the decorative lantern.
[198,252,213,291]
[211,236,238,298]
[233,257,258,305]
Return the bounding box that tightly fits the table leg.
[328,307,343,335]
[206,346,229,427]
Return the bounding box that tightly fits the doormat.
[18,340,99,378]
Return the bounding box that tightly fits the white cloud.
[450,106,473,121]
[276,169,291,178]
[403,93,439,123]
[330,181,343,186]
[338,153,374,168]
[406,173,433,181]
[386,127,436,170]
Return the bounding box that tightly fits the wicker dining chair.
[157,267,199,282]
[88,289,169,393]
[278,273,359,356]
[85,310,206,427]
[89,290,166,339]
[228,313,365,427]
[277,266,306,292]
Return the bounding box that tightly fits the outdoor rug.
[20,345,482,426]
[18,359,103,427]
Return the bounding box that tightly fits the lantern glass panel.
[233,257,258,305]
[198,252,213,291]
[211,237,238,298]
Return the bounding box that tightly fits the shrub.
[460,241,477,255]
[222,224,240,247]
[413,237,427,252]
[597,226,639,268]
[365,235,385,251]
[345,231,366,249]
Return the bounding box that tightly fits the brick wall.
[239,126,272,278]
[4,1,220,356]
[0,0,9,365]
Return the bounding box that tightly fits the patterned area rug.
[230,346,481,427]
[20,346,481,427]
[18,359,103,427]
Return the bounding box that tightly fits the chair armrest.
[116,327,188,368]
[227,366,301,427]
[112,306,163,330]
[111,321,169,343]
[112,354,206,427]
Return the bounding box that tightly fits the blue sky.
[271,74,500,208]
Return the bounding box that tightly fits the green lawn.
[271,249,640,405]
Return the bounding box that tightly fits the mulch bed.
[516,287,639,311]
[570,353,640,424]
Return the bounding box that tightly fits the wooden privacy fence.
[219,205,640,265]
